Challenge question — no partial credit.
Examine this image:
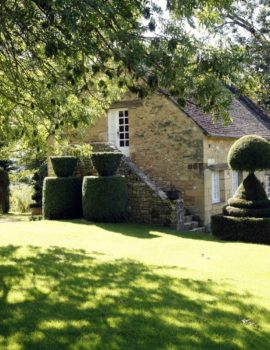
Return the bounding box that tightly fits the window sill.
[212,201,226,206]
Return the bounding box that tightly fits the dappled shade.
[0,245,269,350]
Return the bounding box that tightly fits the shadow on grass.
[0,245,269,350]
[66,219,219,241]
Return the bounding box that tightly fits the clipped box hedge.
[91,152,123,176]
[211,214,270,244]
[43,177,82,220]
[82,176,128,222]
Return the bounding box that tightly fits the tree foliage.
[169,0,270,111]
[1,0,270,156]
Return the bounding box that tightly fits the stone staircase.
[184,212,205,232]
[85,143,206,232]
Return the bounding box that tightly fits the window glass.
[231,170,239,194]
[212,171,220,204]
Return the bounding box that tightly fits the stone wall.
[119,157,184,227]
[128,93,205,221]
[80,93,207,222]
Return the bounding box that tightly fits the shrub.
[10,184,33,213]
[91,152,123,176]
[31,163,48,208]
[82,176,128,222]
[0,167,10,213]
[228,135,270,172]
[211,215,270,244]
[50,156,77,177]
[43,177,82,219]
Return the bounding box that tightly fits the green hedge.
[43,177,82,219]
[211,214,270,244]
[91,152,123,176]
[82,176,128,222]
[223,205,270,218]
[51,156,77,177]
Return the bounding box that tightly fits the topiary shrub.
[227,197,270,209]
[43,177,82,219]
[82,176,128,222]
[91,152,123,176]
[50,156,77,177]
[233,172,268,201]
[212,135,270,244]
[0,167,10,213]
[30,163,48,210]
[211,215,270,244]
[228,135,270,172]
[223,205,270,218]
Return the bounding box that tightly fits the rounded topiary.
[91,152,123,176]
[228,135,270,172]
[227,197,270,209]
[223,205,270,218]
[51,156,77,177]
[43,177,82,219]
[82,176,128,222]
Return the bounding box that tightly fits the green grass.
[0,219,270,350]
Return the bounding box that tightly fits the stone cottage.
[50,89,270,229]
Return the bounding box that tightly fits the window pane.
[212,171,220,204]
[268,176,270,198]
[126,140,129,146]
[125,125,129,132]
[119,111,123,117]
[125,110,128,117]
[120,133,124,140]
[119,126,124,132]
[120,141,125,147]
[231,171,239,194]
[119,118,124,125]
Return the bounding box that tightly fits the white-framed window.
[231,170,239,195]
[267,176,270,198]
[118,109,129,148]
[212,171,220,204]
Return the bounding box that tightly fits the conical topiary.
[212,135,270,244]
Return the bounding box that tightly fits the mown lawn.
[0,220,269,350]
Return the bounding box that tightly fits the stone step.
[190,227,205,233]
[184,215,193,223]
[184,221,199,230]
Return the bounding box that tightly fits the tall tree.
[168,0,270,110]
[1,0,269,157]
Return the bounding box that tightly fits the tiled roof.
[166,89,270,139]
